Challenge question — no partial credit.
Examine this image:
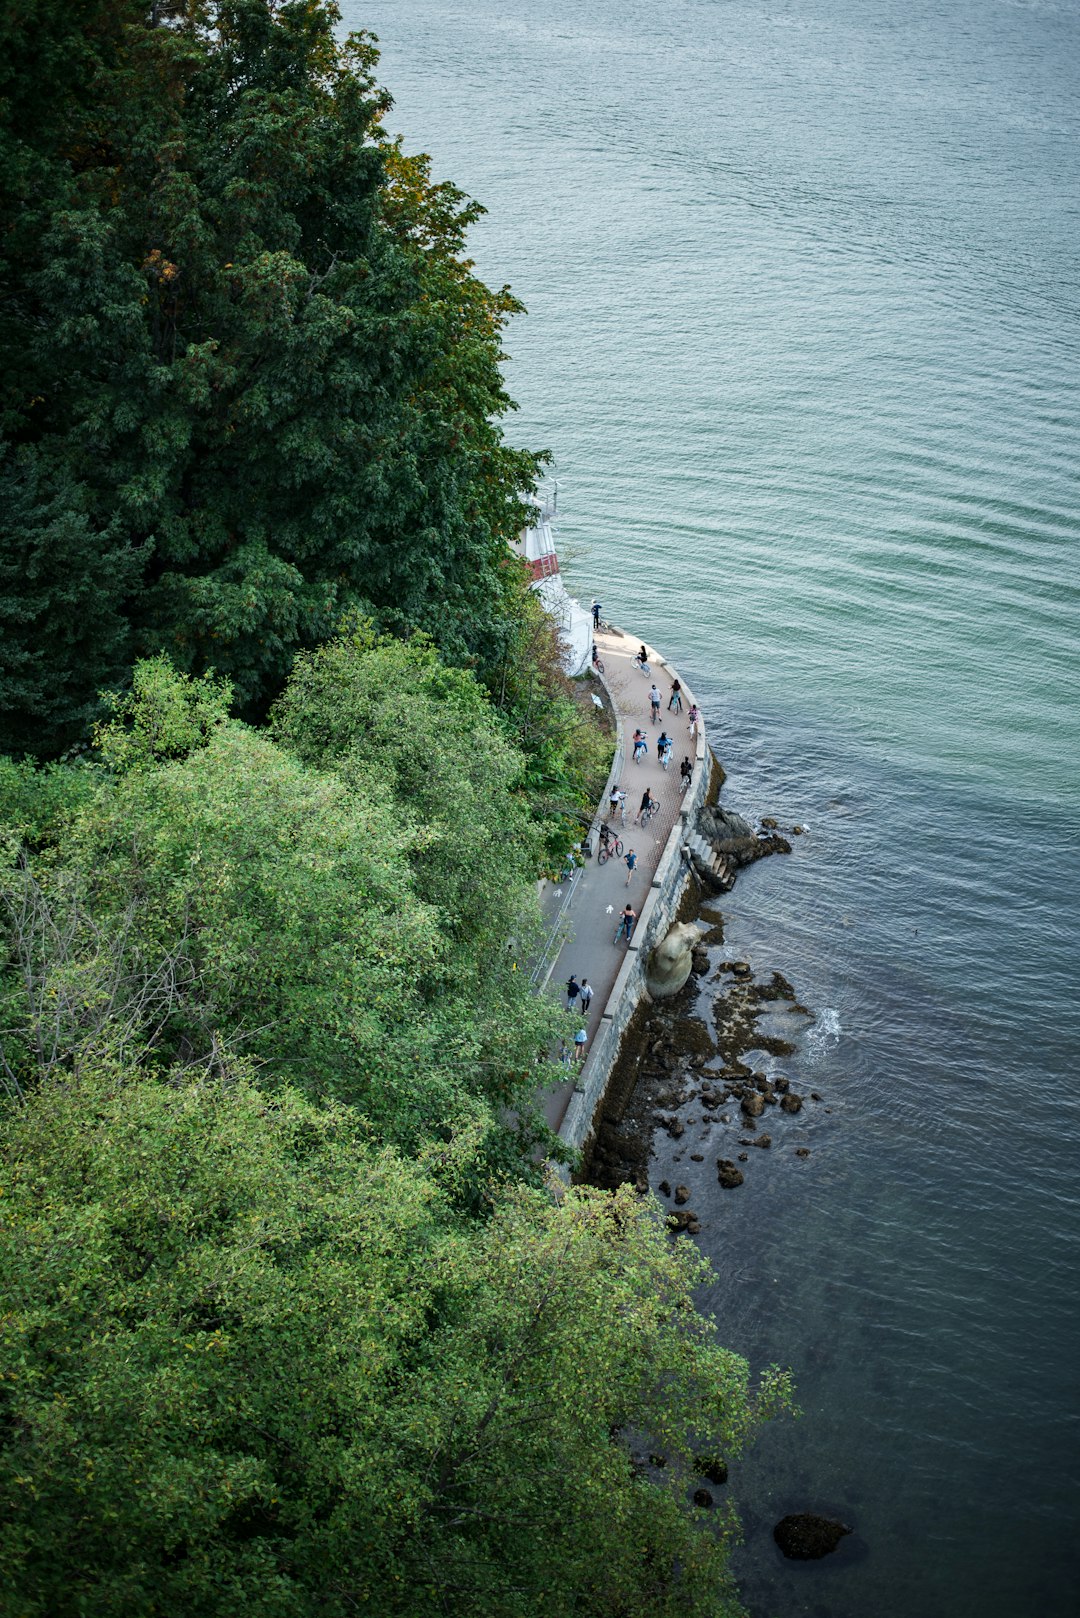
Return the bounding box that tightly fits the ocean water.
[343,2,1080,1612]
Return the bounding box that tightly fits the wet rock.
[690,1153,704,1162]
[737,1152,749,1162]
[752,1134,772,1149]
[695,1456,729,1486]
[780,1093,804,1115]
[773,1513,852,1560]
[686,1218,702,1234]
[673,1184,691,1206]
[665,1116,685,1137]
[741,1092,765,1118]
[760,817,778,830]
[667,1211,692,1232]
[773,1075,790,1094]
[717,1160,744,1189]
[691,948,710,976]
[732,961,752,978]
[793,825,804,835]
[795,1147,811,1158]
[693,1488,714,1509]
[658,1180,671,1197]
[811,1092,823,1102]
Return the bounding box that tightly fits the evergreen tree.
[1,2,540,752]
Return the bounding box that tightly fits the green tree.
[0,1066,791,1618]
[0,447,140,757]
[1,2,542,752]
[1,657,561,1164]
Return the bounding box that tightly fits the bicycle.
[591,652,605,675]
[639,797,659,828]
[597,835,624,866]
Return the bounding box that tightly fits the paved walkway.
[539,627,699,1130]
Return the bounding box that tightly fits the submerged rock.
[717,1160,744,1189]
[773,1513,852,1560]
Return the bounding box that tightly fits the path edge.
[558,637,715,1157]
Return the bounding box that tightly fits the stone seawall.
[558,646,715,1155]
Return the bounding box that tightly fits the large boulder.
[646,921,701,999]
[697,806,791,867]
[697,807,759,864]
[773,1513,852,1560]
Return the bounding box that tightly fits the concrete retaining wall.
[558,648,712,1154]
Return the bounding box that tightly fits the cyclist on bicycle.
[636,788,658,826]
[657,732,673,769]
[680,756,693,790]
[615,903,637,943]
[598,822,612,853]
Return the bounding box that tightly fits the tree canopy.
[0,1066,789,1618]
[0,651,559,1168]
[1,0,540,755]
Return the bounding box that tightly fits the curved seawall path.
[538,625,711,1144]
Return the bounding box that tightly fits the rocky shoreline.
[581,804,824,1206]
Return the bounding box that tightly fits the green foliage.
[0,446,141,758]
[485,577,615,862]
[0,1067,791,1618]
[273,626,543,958]
[0,758,95,859]
[93,655,233,772]
[1,1,542,753]
[1,657,561,1162]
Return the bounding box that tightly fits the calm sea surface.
[344,2,1080,1612]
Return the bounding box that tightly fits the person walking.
[574,1026,588,1062]
[657,732,673,769]
[635,787,652,825]
[566,974,581,1011]
[624,847,638,885]
[649,683,662,723]
[606,783,622,822]
[615,903,637,943]
[632,728,648,763]
[687,703,700,737]
[579,978,594,1014]
[668,678,683,713]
